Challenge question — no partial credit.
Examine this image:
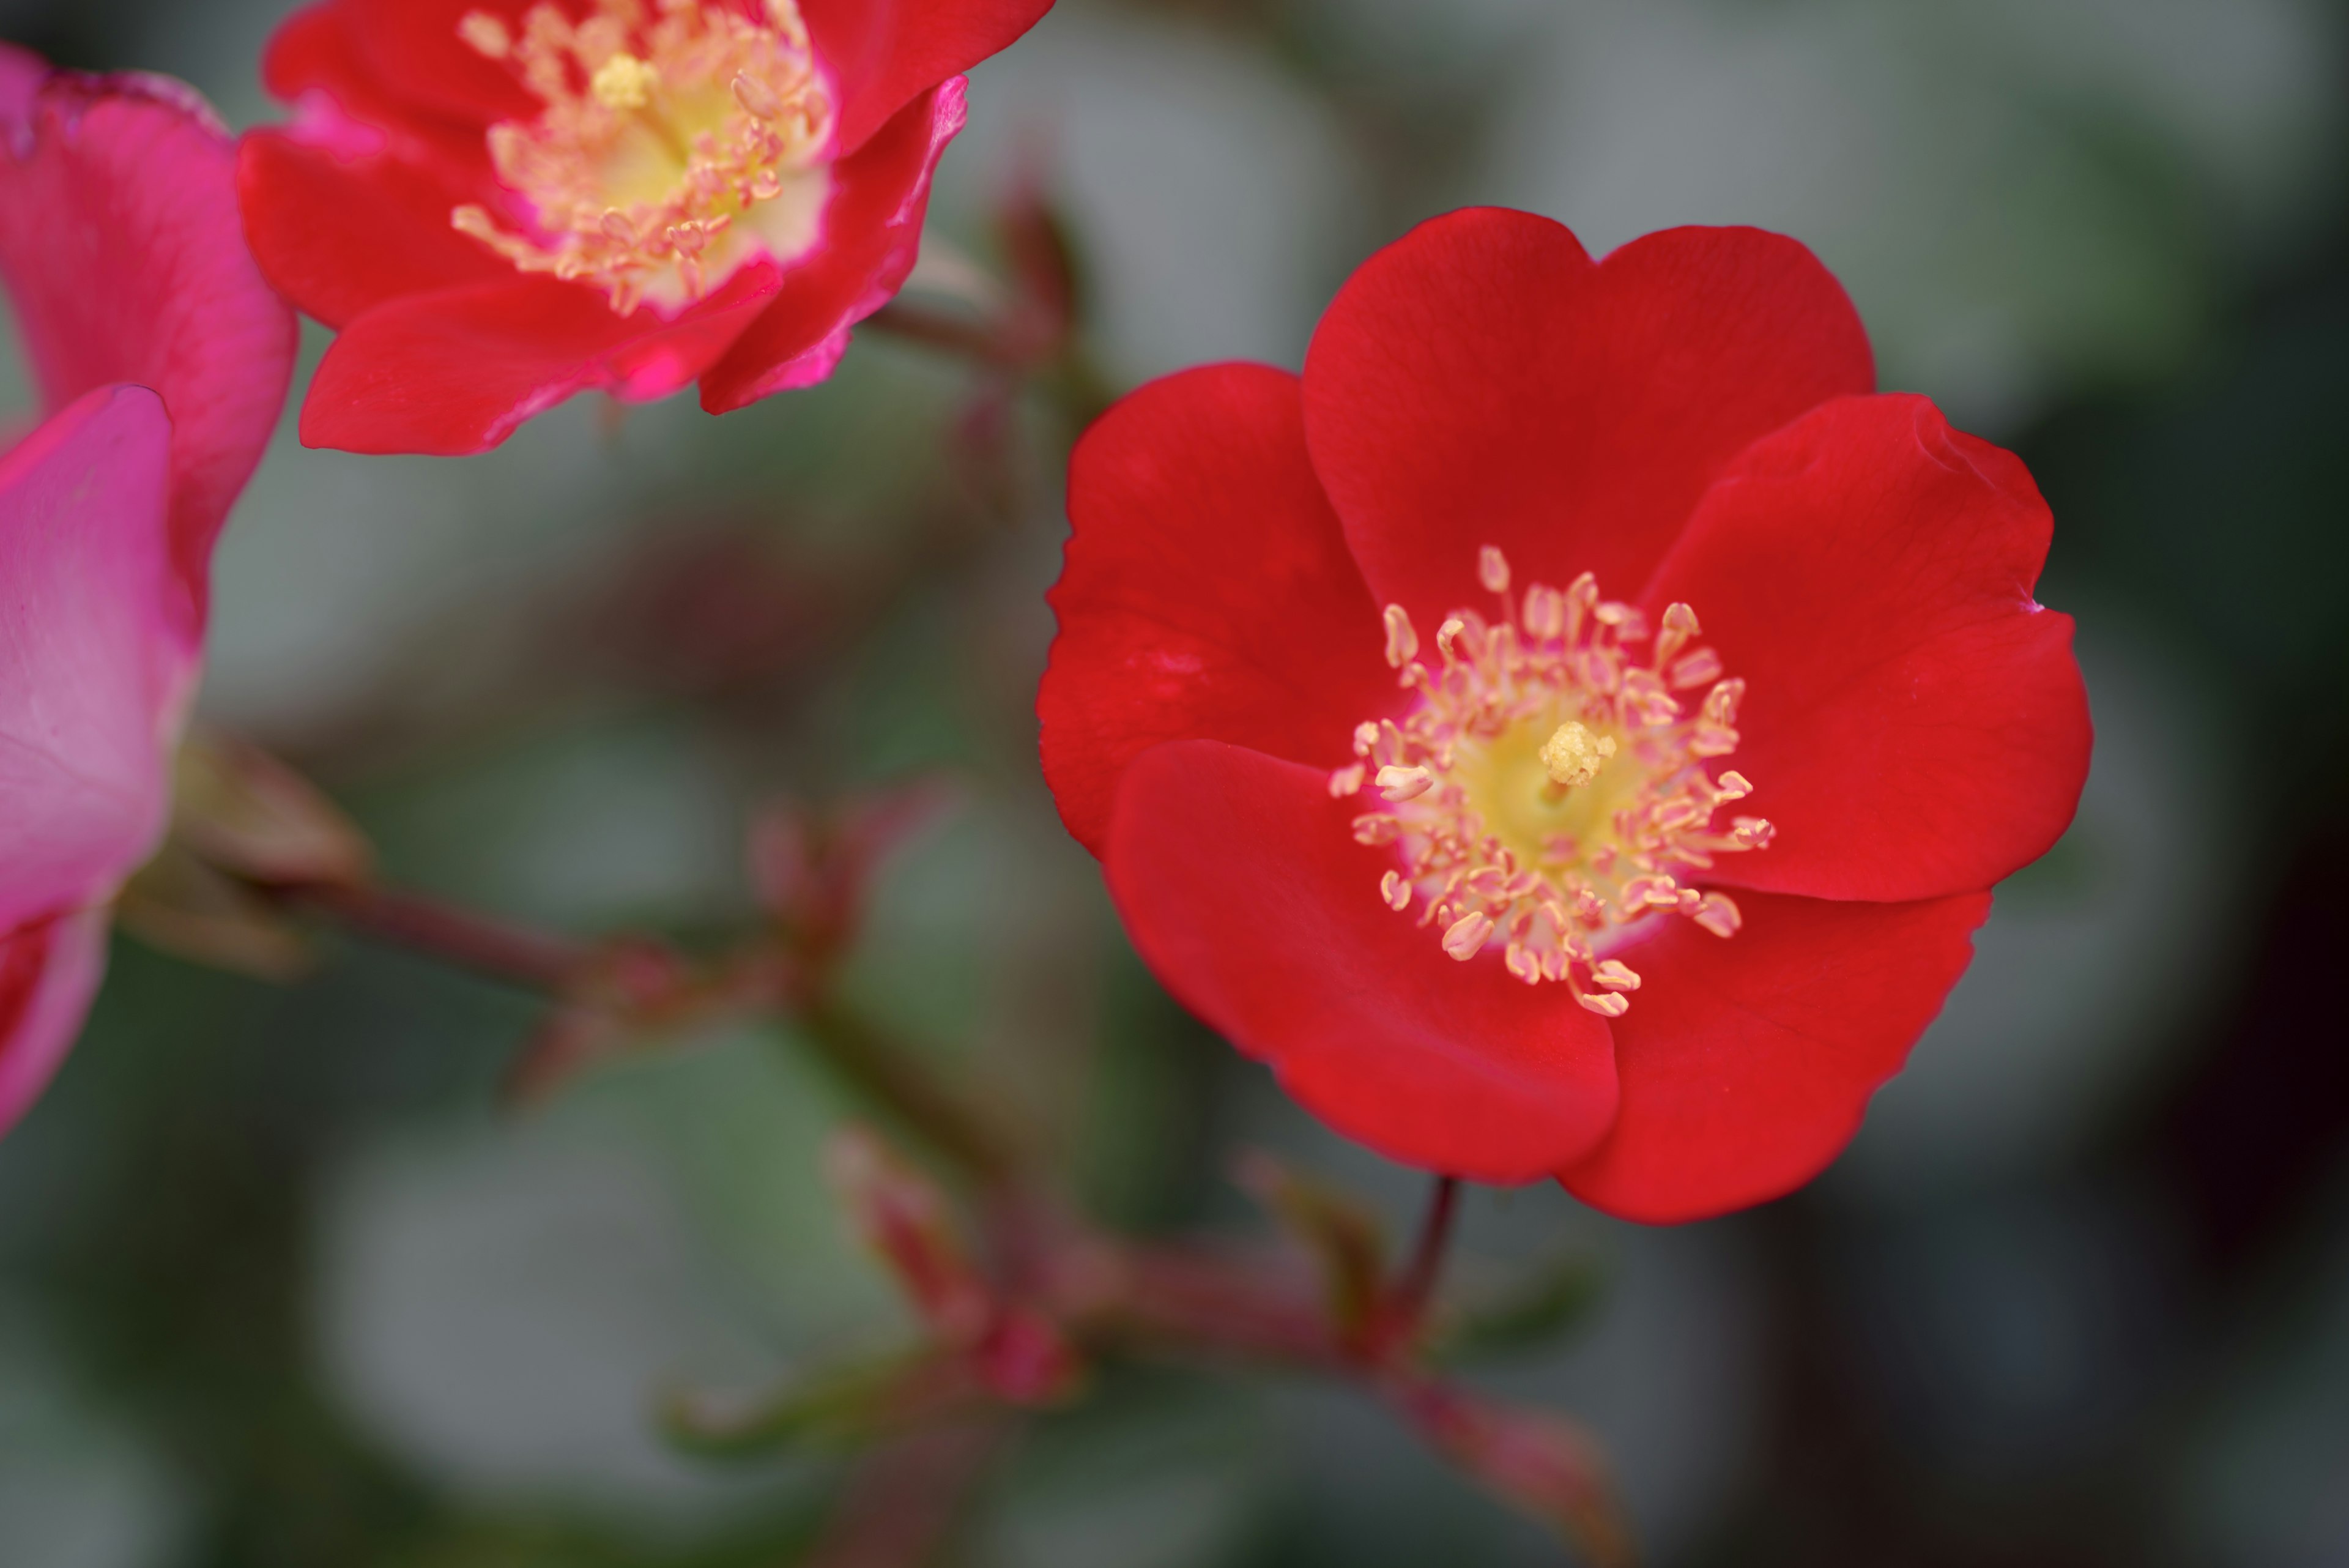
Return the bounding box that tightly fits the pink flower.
[0,45,297,1133]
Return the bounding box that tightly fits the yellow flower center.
[453,0,835,316]
[1333,546,1773,1017]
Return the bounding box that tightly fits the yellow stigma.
[1335,548,1772,1015]
[592,53,660,111]
[1539,721,1615,789]
[451,0,836,316]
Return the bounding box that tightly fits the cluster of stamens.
[1332,548,1773,1016]
[454,0,834,314]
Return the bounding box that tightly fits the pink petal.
[0,386,187,932]
[0,54,297,636]
[0,911,111,1136]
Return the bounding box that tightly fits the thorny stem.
[289,880,1625,1556]
[1388,1175,1463,1343]
[291,878,1019,1187]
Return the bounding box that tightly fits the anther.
[1328,764,1365,798]
[1381,871,1411,912]
[732,69,785,119]
[1576,990,1630,1018]
[1479,546,1512,595]
[1668,648,1724,689]
[1381,604,1418,669]
[1693,892,1742,937]
[1442,911,1494,962]
[458,10,514,58]
[1589,959,1641,991]
[1376,765,1436,803]
[1655,601,1701,664]
[1435,617,1467,664]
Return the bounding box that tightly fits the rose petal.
[700,78,965,412]
[1643,395,2093,903]
[238,128,507,329]
[801,0,1055,156]
[1105,740,1620,1181]
[0,61,298,633]
[302,0,540,129]
[1041,363,1392,856]
[0,912,111,1137]
[1560,889,1992,1223]
[0,386,185,931]
[1302,209,1873,629]
[300,264,780,455]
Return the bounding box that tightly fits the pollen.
[451,0,836,316]
[1331,549,1773,1016]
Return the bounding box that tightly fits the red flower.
[0,47,297,1132]
[237,0,1053,455]
[1039,209,2091,1222]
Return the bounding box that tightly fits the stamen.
[1479,546,1512,595]
[1382,604,1418,669]
[1376,765,1436,803]
[1442,911,1494,961]
[458,11,514,59]
[1342,545,1772,1009]
[450,0,836,315]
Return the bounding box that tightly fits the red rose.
[238,0,1053,455]
[1039,209,2092,1223]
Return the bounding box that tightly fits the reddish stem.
[1386,1175,1462,1345]
[865,300,1032,367]
[291,881,589,991]
[801,1419,1006,1568]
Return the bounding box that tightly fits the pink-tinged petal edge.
[0,912,111,1135]
[700,77,967,414]
[0,47,298,637]
[0,385,187,934]
[1105,740,1621,1183]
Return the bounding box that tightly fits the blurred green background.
[3,0,2348,1562]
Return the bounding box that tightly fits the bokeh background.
[4,0,2348,1562]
